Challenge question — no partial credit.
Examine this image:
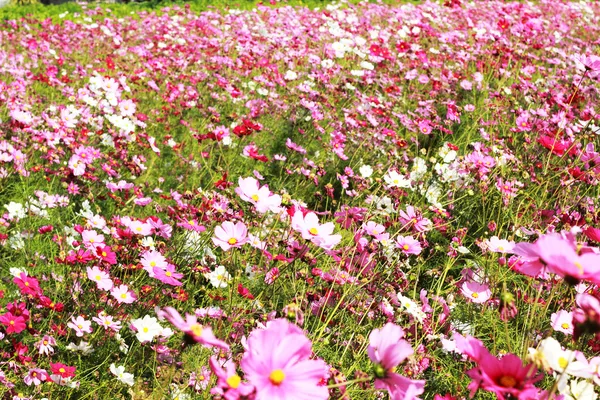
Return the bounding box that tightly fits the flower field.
[0,0,600,398]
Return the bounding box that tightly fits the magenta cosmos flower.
[240,319,328,400]
[368,323,425,400]
[212,221,248,251]
[454,333,543,399]
[158,307,229,350]
[467,352,542,400]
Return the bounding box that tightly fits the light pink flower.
[140,250,168,277]
[551,310,574,335]
[291,211,341,250]
[111,284,137,304]
[158,307,229,350]
[396,236,422,255]
[212,221,248,251]
[461,281,491,303]
[86,266,113,291]
[67,316,93,337]
[235,177,282,213]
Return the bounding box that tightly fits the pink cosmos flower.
[455,334,543,399]
[368,323,425,400]
[460,281,492,303]
[235,177,282,213]
[140,250,168,277]
[92,313,122,332]
[240,319,328,400]
[573,293,600,339]
[363,221,385,236]
[551,310,574,335]
[111,284,137,304]
[157,307,229,350]
[486,236,515,253]
[399,206,431,232]
[67,316,93,337]
[81,230,104,249]
[96,245,117,265]
[86,266,113,291]
[13,272,42,296]
[24,368,49,386]
[209,357,254,400]
[396,236,422,255]
[291,211,341,250]
[467,352,542,400]
[153,264,184,286]
[525,233,600,283]
[36,335,56,355]
[0,312,27,334]
[212,221,248,251]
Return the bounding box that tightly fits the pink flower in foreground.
[240,319,328,400]
[157,307,229,350]
[573,293,600,340]
[454,333,543,399]
[368,323,425,400]
[212,221,248,251]
[209,357,254,400]
[467,352,542,400]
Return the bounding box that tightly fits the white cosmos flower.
[130,315,163,343]
[205,265,231,288]
[110,364,134,386]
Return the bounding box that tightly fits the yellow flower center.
[190,323,203,337]
[402,244,409,250]
[95,275,101,281]
[9,320,15,325]
[59,368,65,373]
[269,369,286,385]
[228,238,238,245]
[499,375,517,388]
[226,375,241,389]
[309,227,318,235]
[561,322,570,329]
[143,327,149,333]
[251,194,259,202]
[121,293,127,299]
[102,251,107,257]
[150,261,156,267]
[165,271,172,277]
[558,357,569,369]
[472,292,479,298]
